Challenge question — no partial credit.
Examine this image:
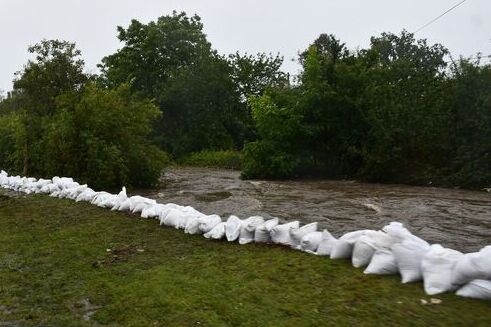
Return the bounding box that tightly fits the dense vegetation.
[0,11,490,189]
[0,191,490,326]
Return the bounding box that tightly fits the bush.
[181,150,243,170]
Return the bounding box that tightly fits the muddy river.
[141,167,491,252]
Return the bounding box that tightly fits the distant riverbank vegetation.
[0,11,489,189]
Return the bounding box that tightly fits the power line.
[414,0,468,34]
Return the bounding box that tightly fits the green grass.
[180,150,243,170]
[0,191,490,326]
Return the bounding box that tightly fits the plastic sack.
[352,231,391,268]
[199,214,222,233]
[392,239,431,283]
[421,244,464,295]
[364,249,398,275]
[300,231,323,253]
[270,221,300,246]
[239,216,265,245]
[254,218,279,243]
[456,279,491,300]
[203,222,226,240]
[451,246,491,286]
[316,230,338,256]
[290,222,318,249]
[225,216,242,242]
[330,230,370,259]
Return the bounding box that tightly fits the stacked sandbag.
[392,239,431,283]
[421,244,464,295]
[352,231,391,268]
[199,214,222,234]
[316,230,338,256]
[290,222,318,250]
[456,280,491,300]
[451,246,491,286]
[364,249,399,275]
[225,215,243,242]
[270,221,300,246]
[254,218,279,243]
[239,216,265,244]
[203,222,226,239]
[300,231,323,253]
[330,230,371,259]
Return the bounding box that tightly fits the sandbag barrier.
[1,170,490,301]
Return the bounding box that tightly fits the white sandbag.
[316,230,338,256]
[451,246,491,286]
[270,221,300,246]
[330,230,370,259]
[352,231,391,268]
[199,214,222,233]
[254,218,279,243]
[185,216,202,234]
[364,249,398,275]
[239,216,265,245]
[75,188,96,202]
[131,197,157,214]
[421,244,464,295]
[290,222,318,249]
[456,279,491,300]
[141,203,164,219]
[203,222,226,240]
[158,203,182,225]
[225,215,242,242]
[162,208,187,228]
[392,239,431,283]
[300,231,323,253]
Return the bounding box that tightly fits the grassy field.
[0,190,490,326]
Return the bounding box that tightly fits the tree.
[99,11,211,99]
[11,39,89,175]
[227,52,287,101]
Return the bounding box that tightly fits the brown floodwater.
[141,167,491,253]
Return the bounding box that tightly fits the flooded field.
[142,167,491,252]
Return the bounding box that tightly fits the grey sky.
[1,0,490,93]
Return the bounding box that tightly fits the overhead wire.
[414,0,468,34]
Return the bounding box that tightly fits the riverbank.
[0,190,490,326]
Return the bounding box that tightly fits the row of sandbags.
[1,170,490,300]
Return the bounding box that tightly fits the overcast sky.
[1,0,490,93]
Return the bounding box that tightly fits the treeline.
[243,32,491,189]
[0,12,490,189]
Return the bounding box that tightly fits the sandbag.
[203,222,226,240]
[392,239,431,283]
[421,244,464,295]
[239,216,265,245]
[185,216,202,234]
[300,231,323,253]
[364,249,398,275]
[456,279,491,300]
[451,246,491,286]
[316,230,338,256]
[290,222,318,249]
[352,231,391,268]
[199,214,222,233]
[270,221,300,246]
[330,230,370,259]
[141,203,165,219]
[254,218,279,243]
[162,208,187,229]
[225,215,242,242]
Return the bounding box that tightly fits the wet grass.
[0,190,490,326]
[180,150,243,170]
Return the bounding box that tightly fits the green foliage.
[181,150,243,170]
[242,31,491,189]
[0,39,169,189]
